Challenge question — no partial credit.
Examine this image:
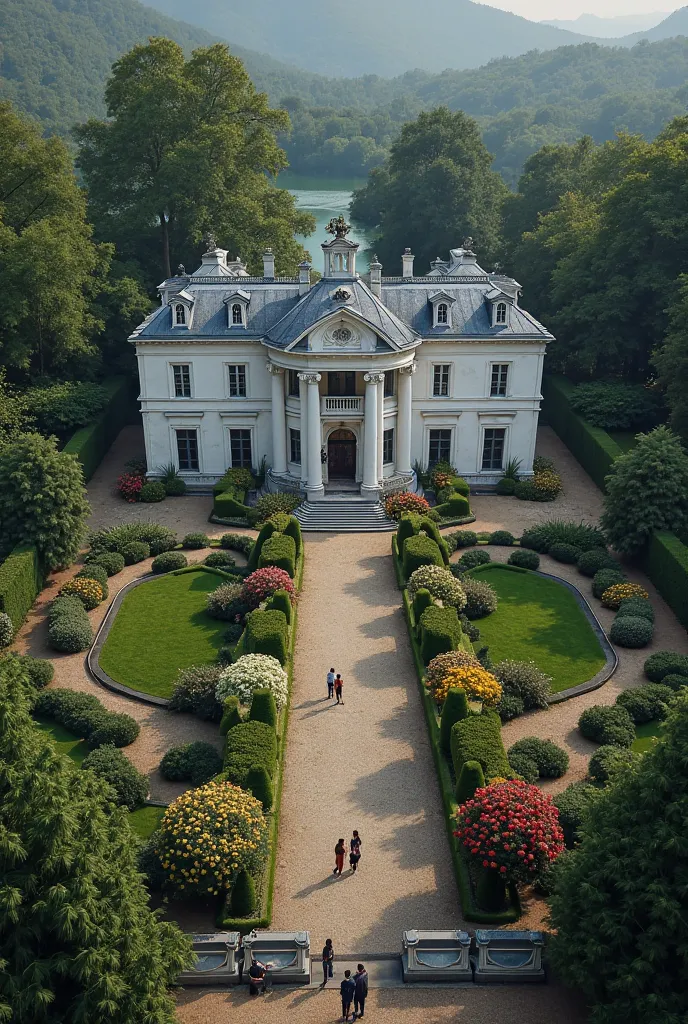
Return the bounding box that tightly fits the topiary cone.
[219,696,242,736]
[440,687,469,754]
[455,759,485,804]
[230,869,256,917]
[246,766,273,811]
[249,688,278,729]
[413,587,434,621]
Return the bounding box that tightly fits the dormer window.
[429,291,455,328]
[175,304,186,325]
[437,303,448,325]
[224,289,250,328]
[496,302,507,325]
[231,303,244,325]
[168,290,194,328]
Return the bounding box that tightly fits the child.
[334,838,346,875]
[327,667,335,699]
[349,830,362,873]
[334,673,344,704]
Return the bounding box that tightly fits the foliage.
[0,433,89,570]
[249,688,278,730]
[439,687,469,753]
[548,542,581,564]
[245,608,289,665]
[168,663,224,721]
[242,567,295,609]
[507,549,540,570]
[656,273,688,443]
[0,544,43,631]
[402,534,444,578]
[661,673,688,691]
[155,780,268,895]
[75,564,109,600]
[578,704,635,747]
[450,709,511,781]
[82,744,148,809]
[601,582,649,610]
[588,744,639,785]
[461,577,498,619]
[0,613,13,648]
[59,576,103,610]
[508,737,569,778]
[10,654,53,689]
[89,523,177,558]
[576,547,617,576]
[26,381,109,435]
[259,532,296,578]
[223,720,278,786]
[219,696,242,736]
[34,687,139,748]
[230,867,257,916]
[426,649,480,696]
[407,564,466,610]
[87,551,125,576]
[181,532,209,550]
[601,427,688,555]
[440,665,502,707]
[216,653,288,710]
[496,477,516,495]
[245,765,273,812]
[152,551,188,574]
[494,659,552,710]
[204,551,236,569]
[252,493,301,524]
[221,533,255,556]
[454,780,564,883]
[616,596,654,622]
[553,781,601,848]
[419,604,463,664]
[164,475,186,496]
[459,614,480,642]
[644,650,688,683]
[120,541,150,565]
[47,593,93,653]
[507,750,538,783]
[458,549,491,570]
[384,491,430,520]
[609,615,654,648]
[435,493,471,518]
[570,381,663,431]
[616,683,675,724]
[516,467,562,501]
[445,530,478,550]
[496,693,525,722]
[488,530,514,546]
[140,481,166,503]
[206,583,245,621]
[592,568,627,600]
[117,472,143,502]
[520,519,606,554]
[455,760,485,804]
[160,741,223,785]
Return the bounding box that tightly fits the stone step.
[294,500,397,532]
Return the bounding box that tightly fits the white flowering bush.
[407,564,466,611]
[216,653,288,710]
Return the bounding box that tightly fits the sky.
[479,0,682,23]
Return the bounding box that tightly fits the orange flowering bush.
[426,649,480,700]
[59,576,103,610]
[435,665,502,707]
[601,582,649,610]
[156,779,268,895]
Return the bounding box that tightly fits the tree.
[76,39,314,283]
[600,426,688,555]
[0,433,90,569]
[654,274,688,443]
[350,107,508,271]
[0,369,33,448]
[0,656,192,1022]
[548,695,688,1023]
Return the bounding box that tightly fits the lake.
[281,175,375,274]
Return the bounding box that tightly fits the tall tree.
[548,694,688,1023]
[0,656,192,1022]
[350,107,508,272]
[655,274,688,442]
[76,38,314,282]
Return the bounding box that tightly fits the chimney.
[298,259,311,296]
[263,248,275,279]
[369,254,382,298]
[402,247,414,278]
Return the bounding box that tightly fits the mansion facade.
[131,221,552,499]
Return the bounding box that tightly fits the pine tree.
[0,657,192,1022]
[548,694,688,1023]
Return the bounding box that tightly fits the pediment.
[428,290,456,305]
[169,289,194,306]
[287,309,380,354]
[223,289,251,304]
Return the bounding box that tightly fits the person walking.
[334,673,344,704]
[353,963,368,1019]
[321,938,334,985]
[327,667,335,700]
[349,830,362,873]
[334,838,346,876]
[340,969,356,1022]
[247,958,267,996]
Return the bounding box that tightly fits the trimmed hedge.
[0,544,44,631]
[87,551,125,576]
[643,530,688,628]
[397,513,449,565]
[549,542,581,564]
[643,650,688,683]
[578,704,635,747]
[450,710,511,781]
[223,720,278,786]
[403,535,444,579]
[245,766,273,811]
[266,588,293,625]
[592,568,627,600]
[577,548,618,577]
[413,587,434,620]
[259,533,297,578]
[440,687,469,754]
[609,614,653,648]
[62,377,136,482]
[507,549,540,570]
[541,375,624,491]
[219,695,242,735]
[554,781,600,848]
[82,745,148,809]
[419,604,463,663]
[507,737,569,778]
[435,494,471,518]
[248,520,278,571]
[47,593,93,653]
[616,597,654,623]
[151,551,188,574]
[455,760,485,803]
[12,654,54,689]
[34,688,139,748]
[245,609,289,665]
[213,490,250,520]
[249,688,278,729]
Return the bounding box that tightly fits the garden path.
[272,530,461,953]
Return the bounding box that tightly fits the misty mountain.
[611,4,688,43]
[543,11,668,37]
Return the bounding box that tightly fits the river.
[281,175,375,274]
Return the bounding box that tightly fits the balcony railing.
[321,396,363,414]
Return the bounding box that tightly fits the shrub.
[59,576,103,610]
[242,567,295,609]
[549,542,581,564]
[616,683,675,724]
[259,533,296,578]
[223,720,278,786]
[508,549,540,570]
[160,741,223,785]
[120,542,150,565]
[602,582,649,610]
[252,493,301,524]
[592,568,627,600]
[182,532,210,550]
[88,713,140,749]
[88,523,176,558]
[219,695,242,735]
[0,544,44,631]
[521,521,606,554]
[48,598,93,653]
[27,380,108,434]
[0,612,13,648]
[514,480,537,501]
[496,693,525,722]
[426,650,480,695]
[419,605,463,664]
[75,564,108,599]
[168,664,224,721]
[450,709,511,781]
[488,530,514,546]
[576,548,617,577]
[412,588,434,620]
[578,705,635,747]
[461,577,498,619]
[247,519,278,570]
[588,745,638,785]
[34,688,138,747]
[554,781,600,848]
[204,551,236,569]
[458,549,491,570]
[87,551,125,576]
[644,650,688,683]
[12,654,54,688]
[151,551,188,574]
[644,530,688,632]
[454,780,564,883]
[221,467,255,491]
[249,688,278,729]
[117,472,143,502]
[156,781,268,894]
[609,615,654,648]
[245,608,289,665]
[439,665,502,708]
[508,751,539,783]
[402,535,444,578]
[569,381,663,431]
[435,494,471,518]
[494,659,552,710]
[139,482,166,503]
[440,687,470,753]
[268,589,293,625]
[446,530,478,550]
[217,653,288,710]
[508,737,569,778]
[206,583,244,621]
[459,615,480,642]
[455,760,485,804]
[384,491,430,520]
[214,492,251,520]
[48,595,84,623]
[231,868,257,916]
[660,673,688,692]
[531,469,563,501]
[407,565,466,611]
[245,766,273,811]
[616,597,654,622]
[82,745,148,809]
[164,476,186,496]
[496,477,516,495]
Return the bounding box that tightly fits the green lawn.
[633,720,665,753]
[468,565,606,693]
[34,716,90,763]
[99,570,227,697]
[128,804,166,840]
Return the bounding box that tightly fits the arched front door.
[327,428,356,479]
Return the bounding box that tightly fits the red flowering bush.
[384,491,430,520]
[454,780,564,884]
[241,567,295,609]
[117,472,143,502]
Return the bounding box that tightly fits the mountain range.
[543,11,668,37]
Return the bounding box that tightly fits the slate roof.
[137,284,301,340]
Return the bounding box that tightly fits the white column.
[362,372,384,497]
[267,363,287,475]
[298,373,309,485]
[396,362,416,475]
[302,373,323,500]
[377,372,385,481]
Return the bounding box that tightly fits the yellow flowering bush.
[601,582,649,610]
[59,576,103,610]
[436,665,502,707]
[426,650,480,699]
[155,779,268,895]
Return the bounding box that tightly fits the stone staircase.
[294,499,397,532]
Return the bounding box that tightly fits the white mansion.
[131,220,552,499]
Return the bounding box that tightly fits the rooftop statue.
[203,230,218,251]
[326,215,351,238]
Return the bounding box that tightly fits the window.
[288,369,300,397]
[227,364,247,398]
[436,302,448,325]
[231,303,244,325]
[495,302,507,325]
[176,429,199,472]
[172,364,191,398]
[383,370,395,397]
[383,428,395,465]
[428,429,452,466]
[482,428,506,471]
[328,371,355,396]
[490,363,509,397]
[290,428,301,465]
[175,303,186,326]
[229,429,252,468]
[432,364,451,397]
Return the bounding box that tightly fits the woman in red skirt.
[334,838,346,875]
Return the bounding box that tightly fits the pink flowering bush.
[241,567,295,609]
[117,472,143,503]
[384,491,430,520]
[454,779,564,884]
